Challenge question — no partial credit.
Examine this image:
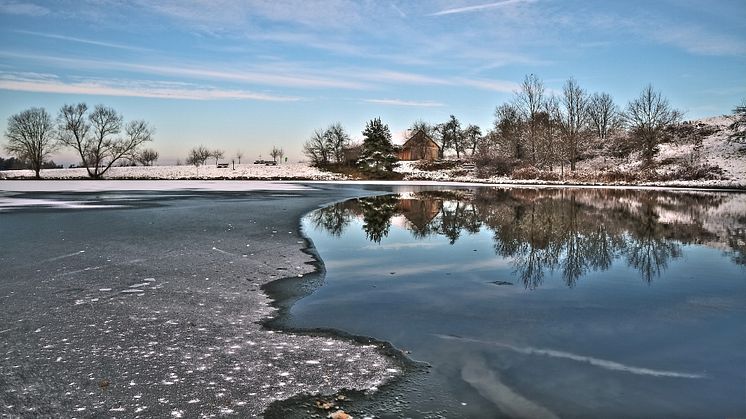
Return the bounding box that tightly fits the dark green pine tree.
[358,117,398,175]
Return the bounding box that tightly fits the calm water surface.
[291,188,746,418]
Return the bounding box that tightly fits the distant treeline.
[0,156,60,171]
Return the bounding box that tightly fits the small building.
[342,144,363,166]
[398,130,440,161]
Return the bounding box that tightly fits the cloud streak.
[429,0,532,16]
[0,51,369,90]
[15,30,153,52]
[0,72,301,101]
[0,0,49,16]
[364,98,445,107]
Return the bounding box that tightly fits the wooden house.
[398,130,440,161]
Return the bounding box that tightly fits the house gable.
[399,130,440,161]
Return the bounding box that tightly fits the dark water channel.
[284,187,746,418]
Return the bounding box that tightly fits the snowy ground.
[0,162,345,181]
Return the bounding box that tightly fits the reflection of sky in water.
[295,189,746,417]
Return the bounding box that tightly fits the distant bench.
[217,163,229,168]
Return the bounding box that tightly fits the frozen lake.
[278,187,746,417]
[0,184,399,417]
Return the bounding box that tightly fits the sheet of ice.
[0,197,125,210]
[0,179,313,193]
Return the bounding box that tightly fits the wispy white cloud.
[0,0,49,16]
[140,0,363,29]
[429,0,533,16]
[647,25,746,56]
[0,72,301,101]
[15,30,153,52]
[359,70,451,85]
[0,51,370,90]
[0,51,521,95]
[390,3,407,18]
[364,98,445,107]
[245,31,363,56]
[457,78,520,93]
[585,13,746,57]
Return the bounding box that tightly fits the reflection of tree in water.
[359,195,399,243]
[307,202,355,237]
[307,188,743,288]
[623,204,682,283]
[725,221,746,267]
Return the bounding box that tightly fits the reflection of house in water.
[398,130,440,161]
[396,198,442,233]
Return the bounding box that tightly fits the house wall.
[399,144,439,161]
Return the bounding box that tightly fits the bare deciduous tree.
[514,74,545,164]
[623,85,682,165]
[559,78,589,171]
[57,103,153,178]
[325,123,350,163]
[303,129,330,165]
[409,120,438,139]
[538,95,561,170]
[588,92,619,140]
[439,115,464,159]
[463,124,482,156]
[494,103,524,159]
[270,146,284,162]
[136,148,159,166]
[4,107,58,179]
[186,145,211,166]
[210,149,224,165]
[236,150,244,164]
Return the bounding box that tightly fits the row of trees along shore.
[304,74,746,178]
[3,103,155,179]
[183,146,284,167]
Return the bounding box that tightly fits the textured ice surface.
[0,186,397,417]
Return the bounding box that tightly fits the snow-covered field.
[0,162,345,181]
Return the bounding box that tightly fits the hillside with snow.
[396,115,745,189]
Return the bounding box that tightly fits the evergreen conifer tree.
[358,117,398,174]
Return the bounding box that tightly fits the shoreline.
[2,178,744,193]
[259,221,425,417]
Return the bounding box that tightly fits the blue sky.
[1,0,744,163]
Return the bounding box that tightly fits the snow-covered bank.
[0,162,345,181]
